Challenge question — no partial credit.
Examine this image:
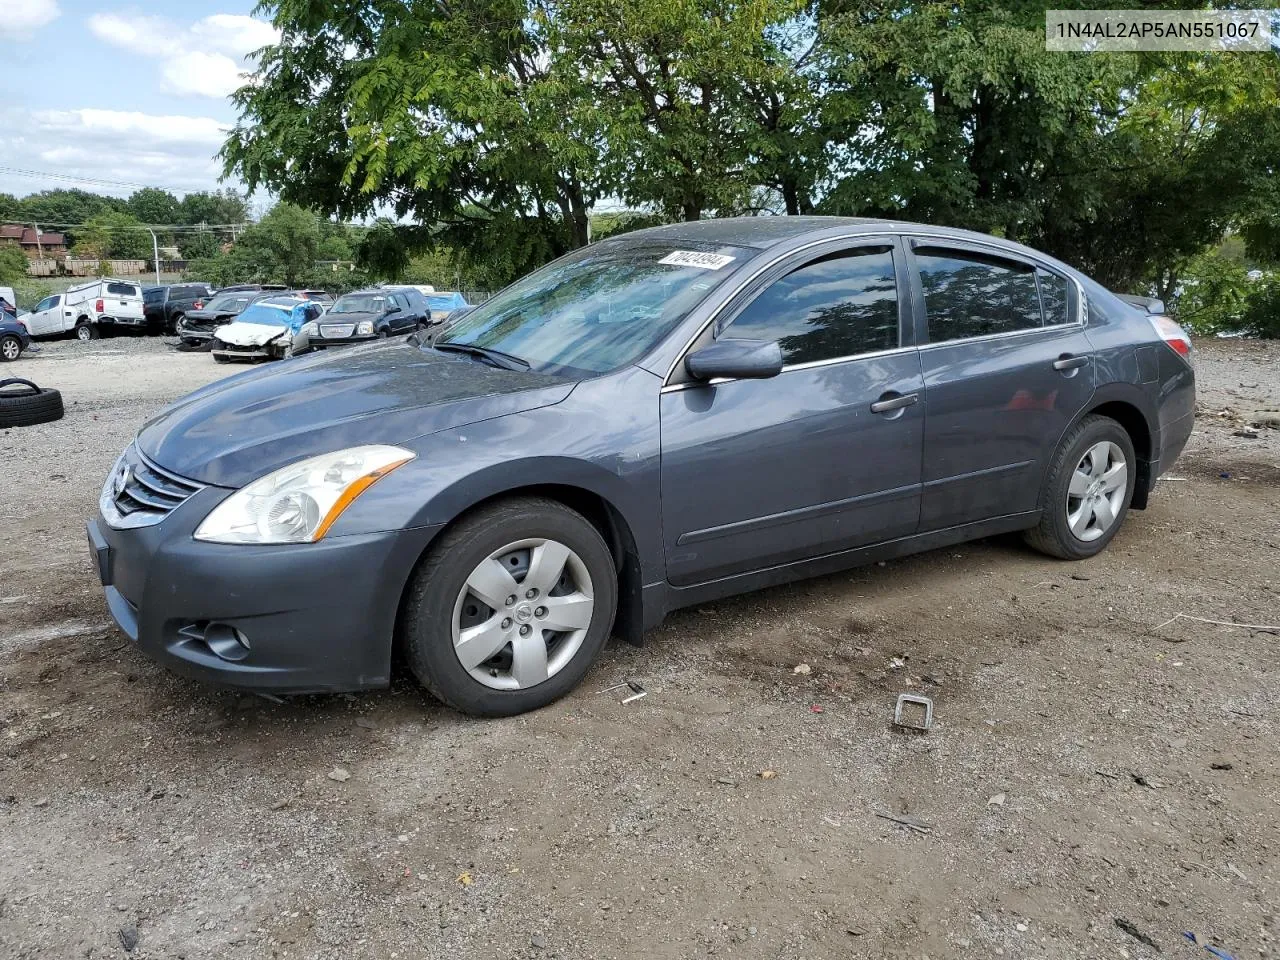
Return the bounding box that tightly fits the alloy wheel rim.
[452,537,594,691]
[76,326,91,341]
[1066,441,1127,542]
[1,340,17,360]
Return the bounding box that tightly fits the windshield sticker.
[660,251,736,270]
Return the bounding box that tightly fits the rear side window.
[1038,269,1073,326]
[915,249,1042,341]
[107,282,140,297]
[171,285,205,299]
[724,247,900,365]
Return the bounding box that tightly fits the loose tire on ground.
[0,378,64,427]
[401,496,618,717]
[1024,414,1137,560]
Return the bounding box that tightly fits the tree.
[17,189,128,230]
[231,202,322,286]
[176,189,250,226]
[71,212,153,260]
[128,188,179,225]
[178,231,221,261]
[0,245,29,285]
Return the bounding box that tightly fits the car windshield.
[436,241,753,376]
[331,294,387,314]
[237,302,296,327]
[205,293,253,313]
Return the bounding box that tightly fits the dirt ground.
[2,335,1277,960]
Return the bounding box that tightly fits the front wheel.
[0,335,22,361]
[1024,415,1136,560]
[402,497,618,717]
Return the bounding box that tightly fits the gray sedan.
[87,217,1195,717]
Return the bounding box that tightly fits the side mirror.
[386,305,402,314]
[685,339,783,382]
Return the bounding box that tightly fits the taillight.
[1149,315,1192,362]
[95,299,104,313]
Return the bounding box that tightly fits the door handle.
[870,392,919,414]
[1053,354,1090,371]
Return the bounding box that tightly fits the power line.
[0,165,211,193]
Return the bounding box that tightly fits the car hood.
[216,320,291,347]
[321,310,381,324]
[137,341,576,486]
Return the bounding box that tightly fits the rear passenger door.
[906,240,1095,531]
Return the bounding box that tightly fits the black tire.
[402,496,618,717]
[1024,414,1137,560]
[377,329,389,339]
[74,321,98,342]
[0,378,64,427]
[0,334,22,362]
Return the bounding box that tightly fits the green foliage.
[176,189,250,226]
[356,220,410,281]
[1172,252,1252,336]
[71,212,153,260]
[12,189,129,230]
[178,231,221,261]
[0,244,29,285]
[1239,275,1280,339]
[128,188,180,225]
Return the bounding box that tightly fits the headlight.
[357,321,374,335]
[302,321,318,335]
[194,445,415,544]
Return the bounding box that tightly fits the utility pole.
[147,228,160,285]
[31,222,43,259]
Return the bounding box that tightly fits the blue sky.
[0,0,276,201]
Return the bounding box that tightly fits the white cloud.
[161,52,247,99]
[0,107,234,199]
[89,9,279,99]
[0,0,61,39]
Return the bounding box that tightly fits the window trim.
[663,235,912,390]
[903,235,1087,349]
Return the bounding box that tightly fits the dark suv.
[303,287,431,350]
[143,283,216,335]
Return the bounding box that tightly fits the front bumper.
[87,494,442,693]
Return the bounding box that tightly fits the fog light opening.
[204,622,252,662]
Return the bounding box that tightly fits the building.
[0,225,69,259]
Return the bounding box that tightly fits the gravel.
[1,334,1278,959]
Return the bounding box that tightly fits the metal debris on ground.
[893,693,933,732]
[1153,612,1279,635]
[873,812,933,834]
[601,679,647,703]
[793,662,811,675]
[1114,917,1160,951]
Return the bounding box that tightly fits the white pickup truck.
[24,279,146,340]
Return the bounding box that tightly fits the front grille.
[103,445,203,528]
[320,323,355,338]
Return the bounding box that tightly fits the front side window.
[438,240,755,376]
[35,295,59,312]
[722,247,900,365]
[916,249,1042,341]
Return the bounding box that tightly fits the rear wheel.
[0,335,21,362]
[402,497,617,717]
[1024,415,1136,560]
[75,321,97,342]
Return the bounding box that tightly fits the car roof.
[255,295,309,308]
[340,289,396,297]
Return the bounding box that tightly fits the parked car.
[302,288,431,350]
[24,278,145,340]
[0,286,17,319]
[177,290,277,347]
[143,283,215,334]
[209,295,324,362]
[218,283,290,294]
[88,217,1195,718]
[0,314,33,361]
[421,291,471,323]
[294,289,334,308]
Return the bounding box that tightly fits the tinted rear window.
[107,282,141,297]
[172,285,207,299]
[915,249,1042,341]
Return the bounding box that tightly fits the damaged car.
[209,296,324,363]
[177,290,275,348]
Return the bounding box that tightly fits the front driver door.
[27,294,63,336]
[660,239,925,587]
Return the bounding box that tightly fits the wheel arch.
[395,481,647,653]
[1079,390,1156,509]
